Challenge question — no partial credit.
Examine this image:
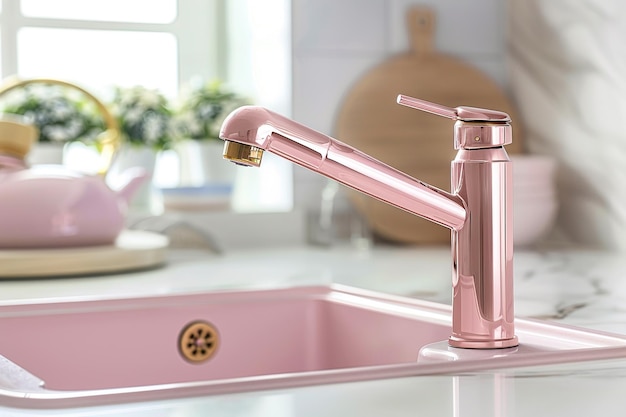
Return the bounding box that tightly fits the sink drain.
[178,321,219,363]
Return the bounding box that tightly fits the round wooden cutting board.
[334,6,524,245]
[0,230,169,278]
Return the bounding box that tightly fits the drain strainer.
[178,321,219,363]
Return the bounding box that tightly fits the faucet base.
[449,336,519,350]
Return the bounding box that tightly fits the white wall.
[290,0,508,213]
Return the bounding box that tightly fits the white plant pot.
[27,142,66,166]
[107,146,159,213]
[177,140,238,187]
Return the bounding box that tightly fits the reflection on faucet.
[219,95,518,349]
[454,373,511,417]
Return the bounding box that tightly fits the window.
[0,0,220,97]
[20,0,177,23]
[0,0,293,213]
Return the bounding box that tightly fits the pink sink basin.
[1,285,626,409]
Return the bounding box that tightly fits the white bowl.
[511,155,557,179]
[510,154,559,246]
[514,191,557,203]
[514,198,558,247]
[513,178,556,189]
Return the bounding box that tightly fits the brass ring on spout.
[0,76,121,175]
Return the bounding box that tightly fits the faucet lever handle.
[397,95,457,119]
[397,94,510,123]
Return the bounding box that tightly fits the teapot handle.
[0,76,121,176]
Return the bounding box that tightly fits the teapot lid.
[0,115,38,159]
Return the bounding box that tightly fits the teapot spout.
[110,167,148,205]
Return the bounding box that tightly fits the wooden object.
[334,6,524,245]
[0,230,169,278]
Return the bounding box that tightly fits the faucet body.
[220,95,518,349]
[451,147,514,348]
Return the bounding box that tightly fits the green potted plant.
[172,79,248,187]
[0,83,105,164]
[108,85,174,212]
[110,85,173,151]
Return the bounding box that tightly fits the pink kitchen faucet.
[219,94,518,349]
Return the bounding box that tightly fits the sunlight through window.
[17,28,178,99]
[21,0,177,23]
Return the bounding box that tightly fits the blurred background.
[1,0,623,251]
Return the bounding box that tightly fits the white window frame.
[0,0,224,94]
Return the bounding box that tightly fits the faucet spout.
[220,97,518,350]
[220,106,466,230]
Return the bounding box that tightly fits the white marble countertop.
[2,244,626,416]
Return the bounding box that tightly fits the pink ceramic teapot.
[0,78,146,249]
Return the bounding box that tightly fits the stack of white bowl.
[511,155,559,247]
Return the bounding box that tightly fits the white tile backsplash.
[291,0,507,215]
[388,0,504,55]
[292,0,388,52]
[292,52,387,133]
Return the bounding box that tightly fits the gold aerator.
[222,141,264,167]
